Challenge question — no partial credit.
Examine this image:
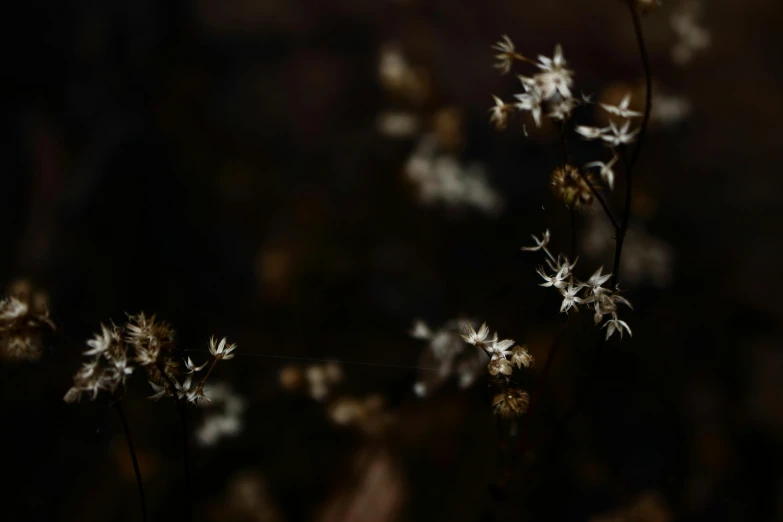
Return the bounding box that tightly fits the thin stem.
[611,1,653,286]
[154,361,193,522]
[626,1,653,172]
[114,401,148,522]
[589,181,620,230]
[570,207,577,259]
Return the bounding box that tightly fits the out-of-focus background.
[2,0,782,521]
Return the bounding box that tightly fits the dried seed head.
[550,165,597,209]
[511,345,534,369]
[488,358,513,377]
[125,312,176,366]
[492,389,530,419]
[0,280,55,362]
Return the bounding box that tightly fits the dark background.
[1,1,782,521]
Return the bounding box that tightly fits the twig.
[155,361,193,522]
[114,401,148,522]
[611,0,653,287]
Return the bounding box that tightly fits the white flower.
[83,324,116,356]
[534,44,574,99]
[514,76,544,127]
[148,381,168,401]
[584,154,619,190]
[492,34,518,74]
[489,95,511,130]
[185,356,208,373]
[485,336,515,361]
[488,358,513,376]
[600,94,642,118]
[603,316,632,340]
[601,120,639,147]
[559,280,585,313]
[208,337,237,360]
[536,44,566,72]
[548,96,578,121]
[521,229,551,252]
[586,266,612,292]
[545,254,577,276]
[460,322,491,346]
[575,125,605,140]
[537,265,569,289]
[511,345,534,369]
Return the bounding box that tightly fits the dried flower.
[491,35,522,74]
[460,322,491,347]
[550,165,597,209]
[584,154,619,190]
[534,44,574,99]
[521,229,551,253]
[492,389,530,418]
[209,336,237,361]
[511,345,534,369]
[600,94,642,118]
[0,281,55,362]
[486,336,515,361]
[601,119,640,147]
[64,323,134,403]
[489,95,513,130]
[559,280,586,313]
[488,358,513,377]
[411,318,489,396]
[603,316,633,340]
[514,76,544,127]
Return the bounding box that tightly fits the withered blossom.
[0,280,55,362]
[492,389,530,419]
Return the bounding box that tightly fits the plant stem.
[570,207,577,259]
[114,401,148,522]
[154,361,193,522]
[611,0,653,287]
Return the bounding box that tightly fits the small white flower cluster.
[405,134,503,215]
[64,313,236,405]
[671,0,710,66]
[63,324,134,403]
[522,230,633,340]
[490,39,579,129]
[575,95,642,167]
[490,36,640,193]
[195,382,246,447]
[459,322,534,377]
[306,362,343,401]
[327,394,392,435]
[410,318,490,396]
